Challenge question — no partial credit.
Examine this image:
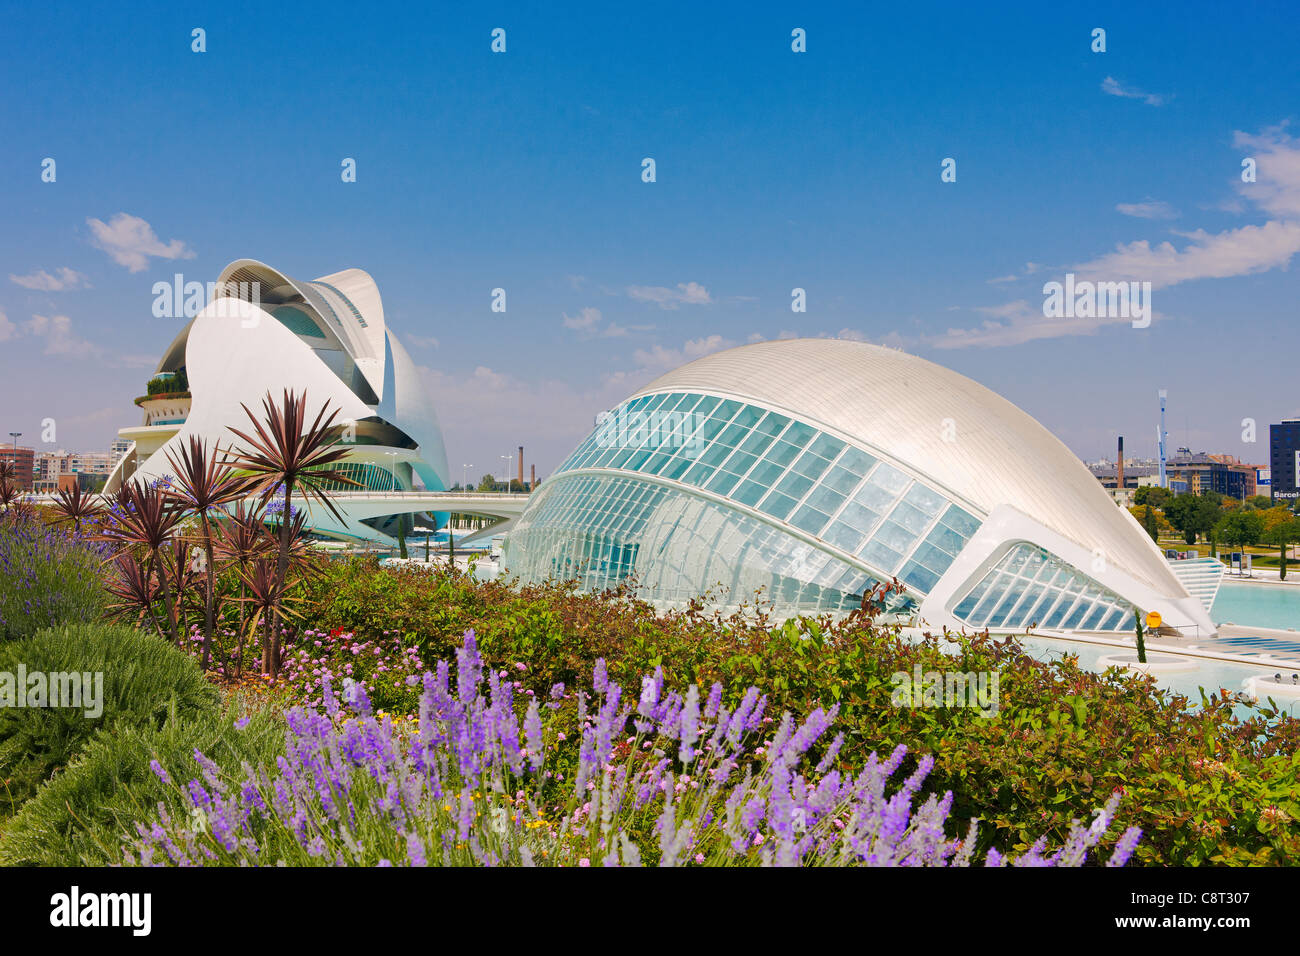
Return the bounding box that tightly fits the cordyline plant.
[124,630,1140,867]
[50,481,103,535]
[213,499,275,678]
[227,389,358,677]
[165,436,249,671]
[98,479,187,645]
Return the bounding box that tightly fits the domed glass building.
[503,339,1215,637]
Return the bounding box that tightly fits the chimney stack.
[1116,436,1125,491]
[530,464,536,489]
[518,446,524,488]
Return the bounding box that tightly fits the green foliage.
[1165,491,1224,545]
[1215,510,1265,551]
[1133,486,1172,509]
[0,701,284,866]
[0,514,106,642]
[0,623,220,812]
[145,369,188,395]
[1142,504,1159,543]
[1265,518,1300,581]
[296,557,1300,866]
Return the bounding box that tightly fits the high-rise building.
[1270,420,1300,501]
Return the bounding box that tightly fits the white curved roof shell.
[632,338,1182,597]
[109,259,451,543]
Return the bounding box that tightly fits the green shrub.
[0,701,285,866]
[0,513,107,642]
[294,557,1300,865]
[0,623,220,813]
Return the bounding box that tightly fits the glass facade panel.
[502,472,904,616]
[523,390,996,608]
[951,544,1133,634]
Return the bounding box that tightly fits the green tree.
[476,474,496,493]
[1142,504,1159,543]
[1134,486,1172,509]
[1265,518,1300,581]
[1246,494,1273,510]
[1166,491,1222,545]
[1215,510,1265,559]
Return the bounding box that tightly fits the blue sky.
[2,0,1298,480]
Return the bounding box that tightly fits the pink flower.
[694,853,705,864]
[514,662,526,671]
[579,858,590,867]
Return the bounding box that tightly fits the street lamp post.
[462,463,473,492]
[501,453,513,493]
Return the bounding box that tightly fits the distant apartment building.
[1165,449,1258,500]
[33,449,116,493]
[1271,420,1300,502]
[1090,448,1257,501]
[0,446,35,490]
[1088,445,1158,507]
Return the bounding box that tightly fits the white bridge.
[324,490,531,545]
[33,489,533,547]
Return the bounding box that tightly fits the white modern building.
[503,339,1217,637]
[106,260,478,545]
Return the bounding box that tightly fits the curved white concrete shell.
[503,338,1214,637]
[107,260,456,545]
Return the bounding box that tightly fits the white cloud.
[986,262,1042,284]
[631,334,734,373]
[626,281,713,309]
[1234,125,1300,219]
[0,308,14,342]
[1116,200,1178,220]
[561,306,648,338]
[947,125,1300,349]
[9,267,90,291]
[87,213,195,273]
[25,314,102,358]
[1071,221,1300,288]
[929,300,1153,350]
[405,333,440,349]
[561,307,603,332]
[1101,76,1169,107]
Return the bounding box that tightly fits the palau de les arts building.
[107,259,452,543]
[110,264,1216,638]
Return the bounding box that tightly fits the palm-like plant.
[237,558,304,678]
[103,553,163,637]
[214,500,274,677]
[0,463,20,515]
[166,436,250,671]
[227,389,359,677]
[98,480,187,644]
[51,482,103,535]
